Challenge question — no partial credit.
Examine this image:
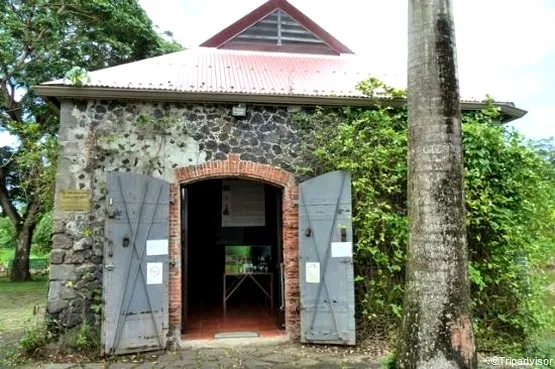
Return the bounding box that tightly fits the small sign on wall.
[306,262,320,284]
[146,262,163,285]
[58,190,91,211]
[331,242,353,258]
[146,239,169,256]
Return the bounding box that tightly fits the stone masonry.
[48,99,305,341]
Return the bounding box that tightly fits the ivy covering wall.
[293,82,555,353]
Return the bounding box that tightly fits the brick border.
[169,154,300,339]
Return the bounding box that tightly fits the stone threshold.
[179,333,289,348]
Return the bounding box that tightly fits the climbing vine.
[295,79,555,354]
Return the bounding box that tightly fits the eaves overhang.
[34,85,527,123]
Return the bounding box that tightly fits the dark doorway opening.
[181,178,285,339]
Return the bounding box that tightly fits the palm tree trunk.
[397,0,477,368]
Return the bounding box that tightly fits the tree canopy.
[0,0,182,280]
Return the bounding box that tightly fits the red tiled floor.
[259,329,285,338]
[181,332,207,340]
[182,303,284,340]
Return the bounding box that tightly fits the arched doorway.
[169,154,300,341]
[183,178,283,339]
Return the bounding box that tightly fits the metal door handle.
[107,240,114,257]
[107,197,115,218]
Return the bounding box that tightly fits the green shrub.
[463,121,555,352]
[295,90,555,352]
[61,321,100,352]
[19,322,53,354]
[31,211,52,254]
[380,352,398,369]
[0,217,16,249]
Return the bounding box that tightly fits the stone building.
[36,0,526,354]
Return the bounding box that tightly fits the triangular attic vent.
[234,10,325,46]
[200,0,354,55]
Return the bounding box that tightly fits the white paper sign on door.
[146,262,163,285]
[146,239,168,256]
[306,262,320,284]
[331,242,353,258]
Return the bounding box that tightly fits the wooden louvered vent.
[234,10,325,46]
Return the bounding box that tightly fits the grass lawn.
[0,276,48,334]
[0,276,48,365]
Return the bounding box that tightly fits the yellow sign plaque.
[58,190,91,211]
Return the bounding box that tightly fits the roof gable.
[200,0,354,55]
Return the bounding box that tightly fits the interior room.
[181,178,285,340]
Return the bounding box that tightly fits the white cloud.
[140,0,263,46]
[455,0,555,100]
[140,0,555,139]
[510,105,555,139]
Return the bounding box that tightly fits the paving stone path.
[19,343,383,369]
[13,343,516,369]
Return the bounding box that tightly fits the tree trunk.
[10,202,40,282]
[397,1,477,368]
[10,222,35,282]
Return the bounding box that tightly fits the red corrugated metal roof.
[43,48,382,97]
[38,47,527,122]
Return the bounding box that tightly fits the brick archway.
[168,154,300,339]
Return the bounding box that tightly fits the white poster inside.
[222,180,265,227]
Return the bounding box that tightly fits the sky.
[3,0,551,147]
[139,0,555,140]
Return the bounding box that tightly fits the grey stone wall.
[47,99,304,329]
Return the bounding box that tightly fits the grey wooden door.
[102,172,170,355]
[299,170,355,345]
